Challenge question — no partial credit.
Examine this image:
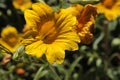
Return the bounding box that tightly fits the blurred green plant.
[0,0,120,80]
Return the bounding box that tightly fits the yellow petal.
[55,9,78,37]
[105,11,117,20]
[33,44,47,57]
[65,4,83,17]
[32,2,53,17]
[24,10,40,28]
[45,45,65,64]
[55,31,80,51]
[54,40,79,51]
[57,32,80,43]
[26,40,43,51]
[26,40,45,57]
[78,4,97,24]
[55,9,77,28]
[78,20,94,44]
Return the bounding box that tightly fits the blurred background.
[0,0,120,80]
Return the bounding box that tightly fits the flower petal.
[78,4,97,24]
[65,4,83,17]
[32,2,53,17]
[54,40,79,51]
[57,32,80,43]
[26,41,46,57]
[24,10,40,28]
[45,45,65,64]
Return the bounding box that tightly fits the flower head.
[23,2,80,64]
[77,4,97,44]
[0,26,20,52]
[13,0,32,12]
[65,4,97,44]
[96,0,120,20]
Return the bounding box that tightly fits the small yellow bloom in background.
[96,0,120,20]
[65,4,97,44]
[13,0,32,12]
[0,26,20,52]
[22,2,80,64]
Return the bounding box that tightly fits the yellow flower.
[13,0,32,12]
[0,26,20,52]
[78,16,95,44]
[77,4,97,44]
[96,0,120,20]
[23,2,80,64]
[65,4,97,44]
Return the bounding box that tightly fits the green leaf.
[96,58,102,67]
[38,70,48,79]
[65,56,83,80]
[34,66,44,80]
[36,0,45,2]
[111,38,120,47]
[12,51,19,60]
[93,32,104,50]
[49,64,61,80]
[12,45,25,60]
[108,20,117,31]
[73,73,79,80]
[107,68,114,79]
[69,0,100,5]
[88,56,94,65]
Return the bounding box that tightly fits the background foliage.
[0,0,120,80]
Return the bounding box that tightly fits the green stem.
[59,0,64,8]
[34,66,44,80]
[49,65,61,80]
[103,20,109,80]
[103,20,109,59]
